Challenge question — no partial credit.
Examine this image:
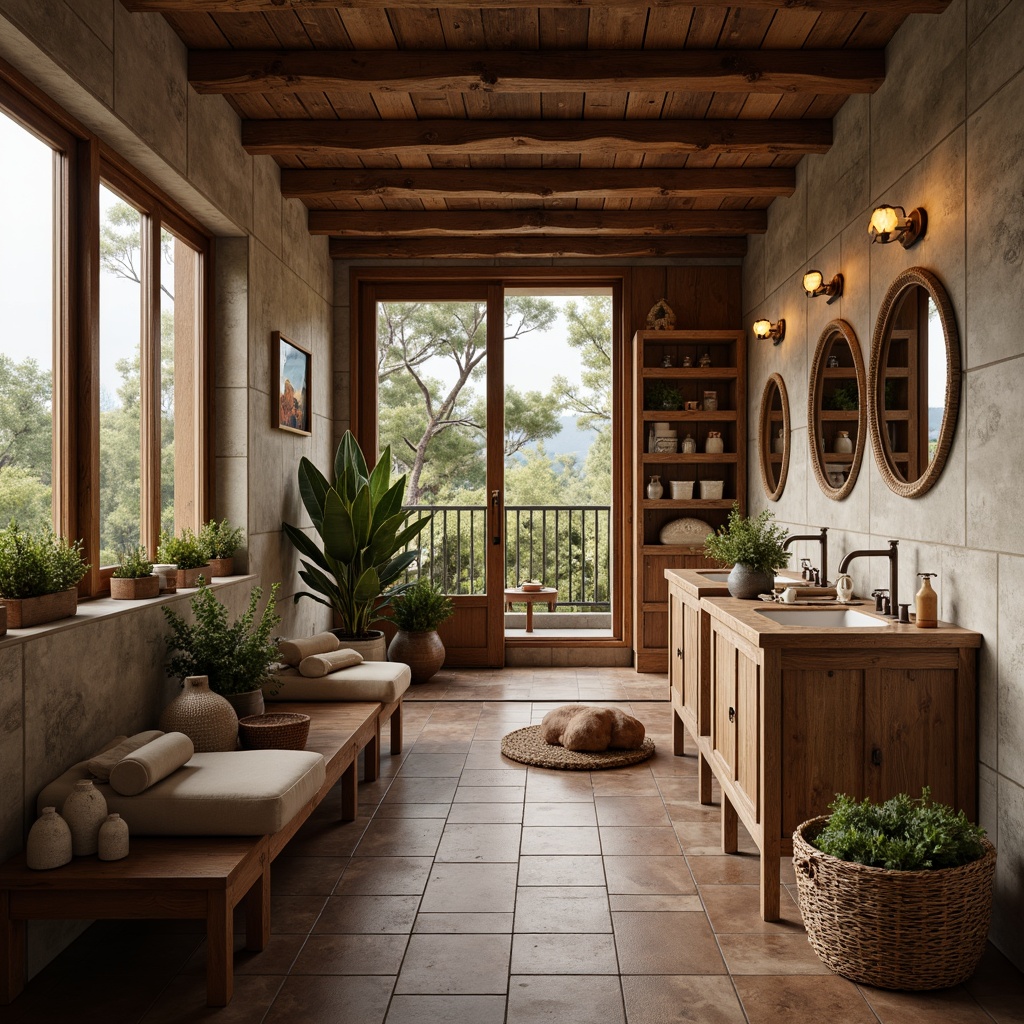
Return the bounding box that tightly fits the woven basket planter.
[239,713,310,750]
[793,815,996,991]
[109,574,160,600]
[1,588,78,628]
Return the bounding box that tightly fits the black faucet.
[782,527,829,587]
[838,540,899,618]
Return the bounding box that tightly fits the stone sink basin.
[756,608,883,628]
[699,572,792,586]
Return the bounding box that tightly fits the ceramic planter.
[727,564,774,600]
[1,588,78,628]
[176,564,210,589]
[388,629,445,684]
[109,574,160,600]
[330,629,387,662]
[225,688,265,720]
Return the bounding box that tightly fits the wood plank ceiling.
[124,0,952,260]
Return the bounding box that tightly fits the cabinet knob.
[871,746,883,766]
[676,647,683,659]
[728,706,736,724]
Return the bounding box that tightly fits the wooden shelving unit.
[632,329,746,673]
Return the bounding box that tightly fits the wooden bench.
[0,699,390,1008]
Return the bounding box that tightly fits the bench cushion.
[265,661,410,704]
[39,749,326,836]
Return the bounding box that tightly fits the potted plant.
[282,431,431,662]
[157,527,210,589]
[704,503,789,599]
[0,521,90,628]
[199,518,244,578]
[387,579,454,684]
[647,380,683,410]
[110,545,159,600]
[163,580,281,719]
[793,789,995,990]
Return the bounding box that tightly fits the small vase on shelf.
[705,431,725,455]
[63,780,108,856]
[834,430,853,454]
[98,813,130,861]
[681,434,696,454]
[773,428,785,454]
[646,476,664,500]
[26,807,72,870]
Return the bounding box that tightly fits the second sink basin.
[700,572,792,586]
[756,608,883,628]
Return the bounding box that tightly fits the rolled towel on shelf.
[87,730,164,781]
[298,648,364,678]
[277,631,340,667]
[109,732,196,796]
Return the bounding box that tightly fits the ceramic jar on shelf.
[834,430,854,454]
[773,427,785,454]
[705,431,725,454]
[681,434,697,454]
[26,807,72,870]
[63,780,108,856]
[98,813,130,861]
[646,476,664,500]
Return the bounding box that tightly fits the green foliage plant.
[157,527,208,570]
[200,519,245,560]
[823,381,859,411]
[0,521,90,598]
[704,504,790,576]
[163,581,281,696]
[112,544,153,580]
[813,788,986,871]
[647,380,683,410]
[282,431,432,638]
[390,579,454,633]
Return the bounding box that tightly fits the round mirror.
[758,373,789,501]
[869,268,960,498]
[808,319,866,500]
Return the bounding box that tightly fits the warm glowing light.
[869,205,902,238]
[802,270,824,295]
[752,318,785,344]
[752,319,772,338]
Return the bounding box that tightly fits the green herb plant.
[823,381,859,411]
[703,504,790,577]
[200,519,244,560]
[390,579,454,633]
[0,521,90,598]
[112,545,154,580]
[646,380,683,411]
[157,527,208,570]
[163,581,281,696]
[813,788,986,871]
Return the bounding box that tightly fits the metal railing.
[404,503,611,610]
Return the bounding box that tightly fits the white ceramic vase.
[26,806,72,870]
[834,431,854,454]
[646,476,663,500]
[63,779,108,856]
[98,813,130,861]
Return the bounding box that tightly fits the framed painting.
[273,332,311,436]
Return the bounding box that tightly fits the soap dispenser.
[915,573,938,629]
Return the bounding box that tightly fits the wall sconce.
[802,269,843,304]
[868,205,926,248]
[752,318,785,345]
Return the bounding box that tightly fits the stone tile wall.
[742,0,1024,968]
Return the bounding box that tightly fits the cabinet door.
[712,631,737,778]
[735,651,760,820]
[682,600,702,730]
[668,587,683,706]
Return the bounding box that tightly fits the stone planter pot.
[176,565,210,589]
[1,588,78,628]
[330,629,387,662]
[206,557,235,578]
[110,574,160,600]
[224,688,265,720]
[727,564,774,600]
[388,629,445,684]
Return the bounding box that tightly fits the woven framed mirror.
[758,373,790,501]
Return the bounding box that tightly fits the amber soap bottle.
[915,573,938,628]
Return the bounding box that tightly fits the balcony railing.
[404,504,611,610]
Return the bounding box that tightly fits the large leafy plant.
[704,503,790,576]
[0,521,90,598]
[283,431,431,638]
[390,579,454,633]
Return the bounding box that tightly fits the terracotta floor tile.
[595,796,671,827]
[686,853,762,886]
[620,975,747,1024]
[292,934,408,975]
[590,773,662,797]
[458,768,528,786]
[603,856,696,895]
[269,894,329,934]
[354,818,446,858]
[374,802,452,819]
[382,778,459,804]
[517,855,606,887]
[520,825,602,855]
[435,822,522,862]
[384,994,507,1024]
[140,974,284,1023]
[609,894,704,912]
[523,802,597,827]
[506,975,625,1024]
[612,912,726,975]
[511,933,619,974]
[413,913,514,933]
[524,772,594,802]
[700,884,803,933]
[270,856,349,895]
[733,975,877,1023]
[394,934,511,995]
[599,826,681,856]
[716,932,830,975]
[446,802,525,824]
[965,945,1024,1023]
[662,800,719,823]
[314,895,421,934]
[336,857,435,896]
[672,820,730,855]
[420,862,519,913]
[859,985,996,1023]
[513,886,612,933]
[263,975,394,1024]
[288,816,370,857]
[397,753,468,776]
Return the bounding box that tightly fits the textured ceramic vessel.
[109,574,160,600]
[206,557,235,578]
[330,630,387,662]
[834,430,854,455]
[63,779,108,856]
[225,688,265,720]
[159,675,238,752]
[388,629,445,684]
[98,813,129,861]
[727,564,775,600]
[26,807,72,870]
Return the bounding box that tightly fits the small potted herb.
[646,380,683,411]
[793,789,995,990]
[157,527,210,589]
[0,521,90,628]
[199,518,244,578]
[704,503,789,598]
[110,544,159,600]
[387,579,454,683]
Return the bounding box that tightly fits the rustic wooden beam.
[308,210,766,237]
[243,119,832,157]
[189,49,884,97]
[281,167,796,201]
[328,236,748,260]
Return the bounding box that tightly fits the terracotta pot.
[224,688,265,719]
[1,588,78,628]
[206,557,235,578]
[110,574,160,600]
[176,565,210,589]
[330,629,387,662]
[388,629,446,684]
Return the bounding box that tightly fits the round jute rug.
[500,725,656,771]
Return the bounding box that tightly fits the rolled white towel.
[299,648,364,678]
[277,631,340,667]
[109,732,196,796]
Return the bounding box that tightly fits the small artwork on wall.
[273,332,311,436]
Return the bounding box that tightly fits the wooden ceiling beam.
[190,48,884,97]
[328,236,748,260]
[281,167,796,201]
[243,119,832,157]
[307,210,766,237]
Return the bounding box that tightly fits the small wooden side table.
[504,587,558,633]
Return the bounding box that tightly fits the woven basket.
[793,816,996,990]
[238,713,310,750]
